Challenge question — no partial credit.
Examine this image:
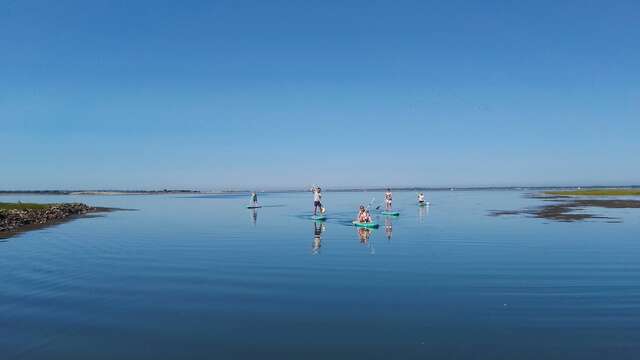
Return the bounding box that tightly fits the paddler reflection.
[418,204,428,223]
[312,221,325,255]
[357,227,371,245]
[250,208,258,225]
[357,227,376,255]
[384,216,393,240]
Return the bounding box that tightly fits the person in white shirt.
[384,188,393,211]
[311,186,325,215]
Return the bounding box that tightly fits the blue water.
[1,190,640,359]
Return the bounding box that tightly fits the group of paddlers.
[310,186,428,224]
[248,187,428,224]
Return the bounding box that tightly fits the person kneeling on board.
[357,205,372,223]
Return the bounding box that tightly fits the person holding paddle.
[311,185,325,216]
[357,205,372,223]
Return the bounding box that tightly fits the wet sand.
[491,197,640,222]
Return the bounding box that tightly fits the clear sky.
[2,0,638,190]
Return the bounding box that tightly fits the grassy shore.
[0,202,53,210]
[544,189,640,196]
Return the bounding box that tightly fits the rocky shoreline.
[0,203,109,236]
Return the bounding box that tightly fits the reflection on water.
[418,204,428,223]
[384,217,393,240]
[312,221,325,255]
[249,208,258,225]
[356,227,376,255]
[2,190,640,359]
[356,227,370,244]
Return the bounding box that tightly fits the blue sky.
[2,0,638,190]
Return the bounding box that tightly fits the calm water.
[1,190,640,359]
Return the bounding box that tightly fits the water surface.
[1,190,639,359]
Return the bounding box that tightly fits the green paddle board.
[353,221,379,228]
[246,205,262,209]
[311,215,327,221]
[381,211,400,216]
[418,202,429,207]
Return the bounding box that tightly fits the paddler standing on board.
[250,191,258,206]
[384,188,393,211]
[311,185,325,216]
[418,192,426,205]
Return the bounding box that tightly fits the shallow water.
[1,190,640,359]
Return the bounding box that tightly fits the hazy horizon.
[2,182,639,193]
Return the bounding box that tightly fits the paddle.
[371,198,384,211]
[365,197,375,211]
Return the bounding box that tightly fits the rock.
[0,203,96,233]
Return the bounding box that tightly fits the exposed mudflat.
[491,197,640,222]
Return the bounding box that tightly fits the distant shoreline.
[0,190,203,196]
[0,185,639,195]
[544,189,640,196]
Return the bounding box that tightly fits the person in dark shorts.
[311,185,324,215]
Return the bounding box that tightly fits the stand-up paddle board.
[246,205,262,209]
[353,221,379,228]
[311,215,326,221]
[381,211,400,216]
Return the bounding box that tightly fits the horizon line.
[1,184,639,194]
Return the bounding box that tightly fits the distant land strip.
[544,189,640,196]
[0,190,202,195]
[0,186,639,195]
